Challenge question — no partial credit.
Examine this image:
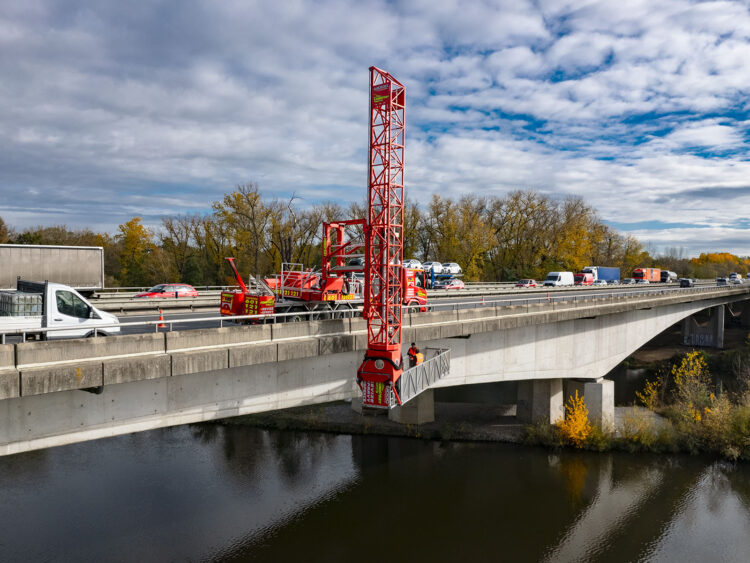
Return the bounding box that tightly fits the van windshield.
[545,274,560,281]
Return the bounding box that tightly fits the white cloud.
[0,0,749,257]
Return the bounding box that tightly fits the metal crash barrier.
[398,347,450,405]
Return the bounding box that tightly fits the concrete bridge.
[1,285,748,455]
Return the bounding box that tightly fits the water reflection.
[0,426,748,562]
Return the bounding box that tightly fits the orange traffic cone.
[157,309,166,328]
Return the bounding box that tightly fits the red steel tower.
[357,67,406,408]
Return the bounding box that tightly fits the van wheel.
[87,332,108,338]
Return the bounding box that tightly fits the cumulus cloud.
[0,0,749,256]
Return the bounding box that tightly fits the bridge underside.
[0,294,745,455]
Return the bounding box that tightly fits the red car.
[515,279,537,288]
[433,278,465,289]
[134,284,199,298]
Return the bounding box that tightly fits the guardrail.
[1,283,745,344]
[398,347,450,405]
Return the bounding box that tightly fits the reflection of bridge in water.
[0,285,749,454]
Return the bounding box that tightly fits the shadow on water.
[0,425,749,562]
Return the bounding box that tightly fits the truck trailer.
[0,244,105,295]
[632,268,661,282]
[581,266,620,284]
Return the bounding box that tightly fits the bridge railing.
[398,347,451,405]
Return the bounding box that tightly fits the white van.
[543,271,575,287]
[0,280,120,340]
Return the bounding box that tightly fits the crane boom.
[356,67,406,408]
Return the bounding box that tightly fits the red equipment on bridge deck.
[220,258,275,317]
[356,66,407,409]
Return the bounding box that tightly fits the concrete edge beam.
[278,339,318,362]
[0,369,20,399]
[104,354,172,385]
[171,349,229,377]
[21,363,103,396]
[228,342,278,368]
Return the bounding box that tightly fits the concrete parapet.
[0,344,13,370]
[166,325,270,351]
[349,317,368,333]
[389,389,434,424]
[228,342,278,367]
[21,362,103,395]
[104,354,171,384]
[16,333,165,366]
[411,310,457,326]
[0,370,19,399]
[171,349,228,377]
[271,322,314,340]
[517,378,564,424]
[457,308,494,322]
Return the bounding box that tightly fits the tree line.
[1,185,747,287]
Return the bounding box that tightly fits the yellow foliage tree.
[557,391,592,447]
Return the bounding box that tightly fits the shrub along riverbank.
[525,347,750,461]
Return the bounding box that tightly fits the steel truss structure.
[357,66,407,408]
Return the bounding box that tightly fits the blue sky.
[1,0,749,255]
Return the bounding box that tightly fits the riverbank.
[226,401,664,444]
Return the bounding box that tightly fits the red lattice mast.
[357,67,406,408]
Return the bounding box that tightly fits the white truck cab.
[1,280,120,340]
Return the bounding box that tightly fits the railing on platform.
[398,347,451,405]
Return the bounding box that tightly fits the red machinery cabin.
[220,258,276,317]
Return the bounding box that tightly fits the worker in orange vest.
[408,342,421,368]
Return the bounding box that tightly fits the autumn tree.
[0,216,9,243]
[116,217,155,286]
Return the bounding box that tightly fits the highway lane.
[1,283,727,342]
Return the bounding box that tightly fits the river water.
[1,425,749,562]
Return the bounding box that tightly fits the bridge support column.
[682,305,724,348]
[516,379,563,424]
[567,379,615,432]
[741,302,750,328]
[389,389,435,425]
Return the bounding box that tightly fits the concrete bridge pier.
[350,390,436,425]
[741,302,750,328]
[516,379,564,424]
[565,379,615,432]
[389,389,435,425]
[682,305,724,348]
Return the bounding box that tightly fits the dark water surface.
[1,425,749,562]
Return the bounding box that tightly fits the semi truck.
[581,266,620,284]
[660,270,678,283]
[0,280,119,340]
[632,268,661,282]
[0,244,105,296]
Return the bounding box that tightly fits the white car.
[592,279,608,286]
[441,262,462,275]
[422,262,443,274]
[403,259,423,269]
[635,279,650,284]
